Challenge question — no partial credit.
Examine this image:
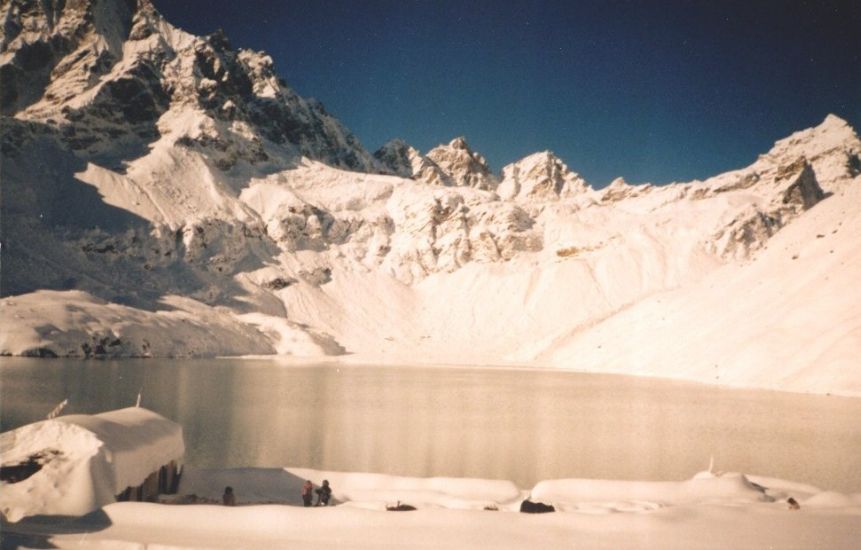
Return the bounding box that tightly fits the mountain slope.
[533,179,861,395]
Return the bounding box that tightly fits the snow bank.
[0,408,184,522]
[180,467,523,510]
[6,467,858,549]
[176,467,861,516]
[531,471,771,512]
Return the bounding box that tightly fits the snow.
[6,125,858,387]
[498,150,590,201]
[532,179,861,395]
[3,466,860,549]
[3,1,860,546]
[425,136,498,190]
[0,290,274,358]
[180,467,523,511]
[0,407,183,522]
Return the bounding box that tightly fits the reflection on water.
[2,358,861,491]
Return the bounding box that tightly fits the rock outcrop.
[711,160,826,259]
[498,151,590,201]
[425,137,497,190]
[373,138,449,186]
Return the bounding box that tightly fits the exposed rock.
[373,139,450,186]
[263,277,297,290]
[298,267,332,286]
[711,159,826,259]
[386,502,417,511]
[520,499,555,513]
[601,177,652,202]
[753,113,861,192]
[20,347,58,358]
[781,161,825,209]
[499,151,590,201]
[426,137,497,190]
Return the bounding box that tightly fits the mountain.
[425,137,497,190]
[498,151,589,201]
[373,138,449,186]
[1,0,375,171]
[1,0,860,395]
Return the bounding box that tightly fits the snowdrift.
[0,407,184,521]
[5,466,859,549]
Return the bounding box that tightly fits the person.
[301,480,313,507]
[315,479,332,506]
[222,486,236,506]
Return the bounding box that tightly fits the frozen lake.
[2,358,860,491]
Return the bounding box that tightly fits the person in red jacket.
[301,480,313,507]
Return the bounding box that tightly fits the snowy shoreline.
[4,466,861,549]
[3,406,860,548]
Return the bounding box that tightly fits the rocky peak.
[0,0,376,171]
[1,0,140,115]
[373,138,419,177]
[426,136,496,190]
[756,114,861,191]
[601,177,631,201]
[498,150,590,201]
[449,136,469,150]
[373,138,450,186]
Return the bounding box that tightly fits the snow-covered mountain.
[498,151,589,201]
[1,0,375,170]
[425,137,498,190]
[2,0,860,395]
[373,138,449,186]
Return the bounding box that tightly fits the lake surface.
[2,358,861,491]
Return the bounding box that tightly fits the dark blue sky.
[153,1,860,186]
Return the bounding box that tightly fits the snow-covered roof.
[0,407,184,522]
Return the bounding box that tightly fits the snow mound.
[178,466,861,516]
[180,467,523,511]
[0,407,183,522]
[4,466,861,548]
[531,471,771,511]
